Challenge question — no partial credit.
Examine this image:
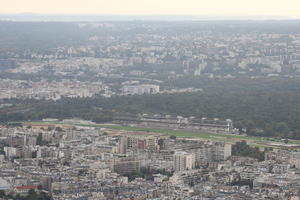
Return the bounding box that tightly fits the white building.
[0,177,11,191]
[289,152,300,169]
[122,84,160,95]
[213,143,232,161]
[4,146,17,158]
[174,151,195,171]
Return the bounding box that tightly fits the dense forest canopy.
[1,77,300,139]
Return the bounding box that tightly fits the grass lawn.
[19,121,300,148]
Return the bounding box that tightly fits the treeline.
[1,77,300,139]
[0,189,51,200]
[124,167,173,181]
[232,141,266,161]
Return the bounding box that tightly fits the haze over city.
[1,1,300,200]
[1,0,300,18]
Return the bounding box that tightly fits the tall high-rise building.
[117,136,127,154]
[174,151,195,171]
[213,143,232,161]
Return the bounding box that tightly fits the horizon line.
[1,14,300,22]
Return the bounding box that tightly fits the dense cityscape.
[1,119,300,200]
[1,21,300,101]
[1,16,300,200]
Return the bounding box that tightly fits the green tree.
[232,141,265,161]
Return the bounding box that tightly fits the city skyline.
[1,2,300,199]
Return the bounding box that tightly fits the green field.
[19,121,300,148]
[100,125,300,147]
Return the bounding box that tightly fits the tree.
[189,181,195,187]
[0,190,5,198]
[36,133,43,145]
[232,141,265,161]
[36,133,48,146]
[0,147,5,155]
[63,161,70,166]
[55,127,63,132]
[28,189,36,196]
[78,169,87,176]
[158,139,164,149]
[274,122,290,137]
[169,135,176,140]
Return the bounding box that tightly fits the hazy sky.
[1,0,300,17]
